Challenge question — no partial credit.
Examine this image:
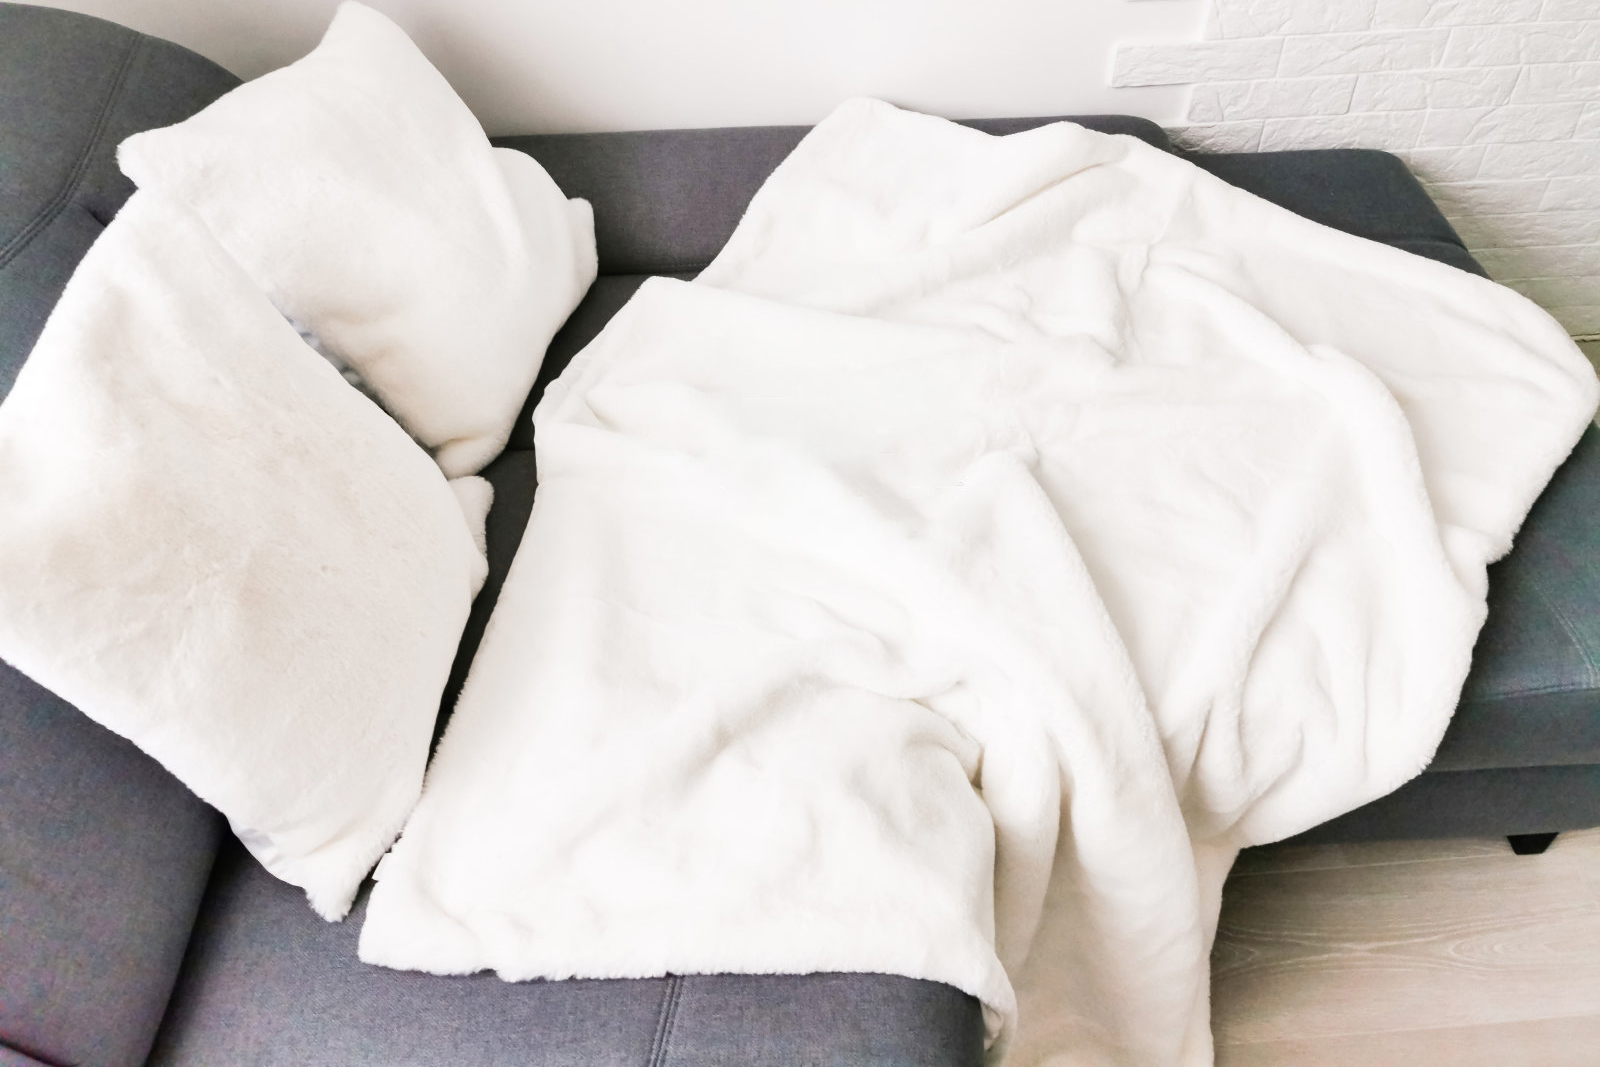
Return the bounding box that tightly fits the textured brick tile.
[1418,102,1585,145]
[1475,244,1600,279]
[1448,209,1600,247]
[1187,76,1356,122]
[1442,21,1600,65]
[1376,0,1546,28]
[1539,0,1600,21]
[1165,121,1266,152]
[1578,102,1600,139]
[1547,305,1600,334]
[1424,179,1550,215]
[1544,176,1600,211]
[1512,62,1600,103]
[1478,139,1600,178]
[1279,29,1449,75]
[1207,0,1376,39]
[1505,276,1600,307]
[1259,111,1426,150]
[1396,144,1488,181]
[1111,39,1283,87]
[1352,68,1521,110]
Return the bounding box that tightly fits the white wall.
[36,0,1205,135]
[1113,0,1600,339]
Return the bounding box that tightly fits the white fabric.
[358,100,1600,1063]
[0,192,486,922]
[118,2,597,479]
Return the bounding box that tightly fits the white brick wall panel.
[1475,244,1600,279]
[1504,276,1600,306]
[1577,102,1600,138]
[1511,61,1600,103]
[1425,179,1551,215]
[1188,76,1357,122]
[1278,30,1448,75]
[1165,121,1266,152]
[1352,68,1521,111]
[1477,139,1600,178]
[1417,103,1585,146]
[1162,0,1600,337]
[1549,306,1600,334]
[1448,209,1600,247]
[1396,144,1487,181]
[1441,21,1600,66]
[1207,0,1376,39]
[1258,111,1426,150]
[1351,72,1429,110]
[1374,0,1432,28]
[1111,40,1283,87]
[1544,176,1600,211]
[1378,0,1547,28]
[1540,0,1600,21]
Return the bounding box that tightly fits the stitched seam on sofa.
[0,33,139,272]
[646,974,684,1067]
[0,1035,70,1067]
[1528,571,1600,690]
[1463,677,1600,701]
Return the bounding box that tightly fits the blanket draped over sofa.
[358,100,1598,1065]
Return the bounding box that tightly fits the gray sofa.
[2,5,1596,1066]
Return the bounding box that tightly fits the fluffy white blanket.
[360,100,1599,1064]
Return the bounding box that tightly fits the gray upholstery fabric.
[1186,148,1486,277]
[1436,424,1600,771]
[0,2,240,397]
[149,840,984,1067]
[0,6,239,1065]
[434,448,539,742]
[1285,764,1600,844]
[494,116,1170,277]
[0,665,223,1067]
[0,1045,54,1067]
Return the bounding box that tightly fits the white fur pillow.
[0,192,486,921]
[118,2,597,478]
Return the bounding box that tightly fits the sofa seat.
[148,838,982,1067]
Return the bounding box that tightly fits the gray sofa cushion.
[0,666,223,1067]
[0,1046,54,1067]
[495,115,1171,279]
[150,839,984,1067]
[0,3,240,394]
[1436,423,1600,771]
[0,6,239,1066]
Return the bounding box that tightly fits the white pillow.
[118,1,597,478]
[0,191,486,920]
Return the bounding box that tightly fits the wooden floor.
[1210,827,1600,1065]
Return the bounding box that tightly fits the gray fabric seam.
[0,31,140,271]
[646,974,684,1067]
[1527,571,1600,689]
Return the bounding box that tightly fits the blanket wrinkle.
[360,98,1599,1066]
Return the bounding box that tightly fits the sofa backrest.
[0,6,238,1066]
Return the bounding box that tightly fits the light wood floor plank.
[1217,1014,1600,1067]
[1211,829,1600,1048]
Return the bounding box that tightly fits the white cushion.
[0,192,485,920]
[118,1,597,478]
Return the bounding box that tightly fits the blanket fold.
[360,99,1599,1065]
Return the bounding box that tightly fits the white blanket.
[360,100,1599,1064]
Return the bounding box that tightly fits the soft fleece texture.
[359,101,1600,1064]
[118,2,597,478]
[0,192,486,921]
